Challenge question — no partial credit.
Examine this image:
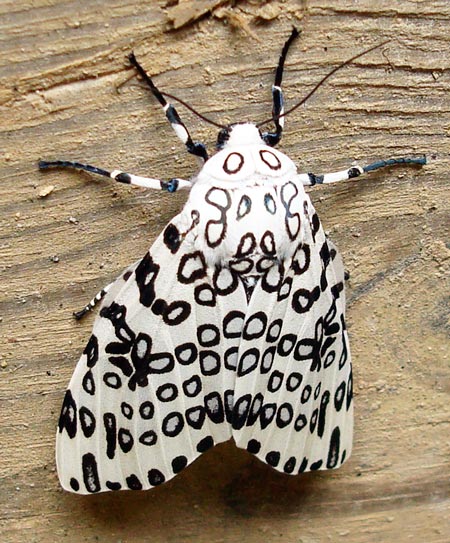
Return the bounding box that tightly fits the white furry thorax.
[178,124,309,268]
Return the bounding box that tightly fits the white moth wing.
[56,211,247,494]
[232,202,353,475]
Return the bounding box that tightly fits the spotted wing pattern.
[56,214,247,494]
[232,207,353,474]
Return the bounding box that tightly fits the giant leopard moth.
[40,28,426,494]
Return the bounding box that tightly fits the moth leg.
[262,27,300,147]
[73,282,113,320]
[128,53,208,162]
[296,156,427,186]
[38,160,191,192]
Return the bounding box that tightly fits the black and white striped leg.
[262,27,300,147]
[296,156,427,186]
[73,282,113,320]
[128,53,208,162]
[38,160,191,192]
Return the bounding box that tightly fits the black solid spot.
[135,253,160,307]
[79,406,96,438]
[243,312,268,340]
[148,469,165,486]
[70,478,80,491]
[286,372,303,391]
[121,402,133,420]
[58,390,77,438]
[238,348,260,377]
[318,391,330,438]
[178,251,207,284]
[175,342,198,365]
[347,370,353,410]
[284,457,296,474]
[162,412,184,437]
[123,270,132,281]
[118,428,134,453]
[276,403,293,428]
[107,354,133,377]
[232,394,252,430]
[106,481,121,491]
[172,455,188,474]
[126,474,142,490]
[196,436,214,453]
[348,167,362,179]
[182,375,202,397]
[104,413,117,459]
[268,370,284,393]
[331,281,345,300]
[82,453,100,493]
[223,310,245,338]
[197,324,220,347]
[311,213,320,239]
[204,391,225,424]
[194,283,216,307]
[185,406,205,430]
[265,450,281,467]
[310,460,323,471]
[246,439,261,454]
[200,350,221,376]
[139,401,154,420]
[156,383,178,402]
[115,172,131,183]
[139,430,157,447]
[163,223,181,253]
[151,298,167,316]
[298,457,308,473]
[82,370,95,395]
[260,403,276,429]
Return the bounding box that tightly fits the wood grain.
[1,1,449,542]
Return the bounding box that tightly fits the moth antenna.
[161,91,226,129]
[257,39,391,128]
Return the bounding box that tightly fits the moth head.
[216,123,264,150]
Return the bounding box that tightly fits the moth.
[40,28,426,494]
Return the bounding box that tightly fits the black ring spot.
[223,152,244,174]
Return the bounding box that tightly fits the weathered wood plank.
[1,1,449,542]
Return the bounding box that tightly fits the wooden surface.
[1,1,449,541]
